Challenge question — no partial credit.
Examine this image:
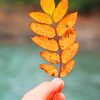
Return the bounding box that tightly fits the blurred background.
[0,0,100,100]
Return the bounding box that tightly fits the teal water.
[0,44,100,100]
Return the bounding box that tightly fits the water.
[0,44,100,100]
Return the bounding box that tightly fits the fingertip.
[52,78,64,87]
[52,78,64,93]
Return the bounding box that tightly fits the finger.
[52,78,64,93]
[22,78,64,100]
[47,78,64,100]
[22,81,54,100]
[54,93,66,100]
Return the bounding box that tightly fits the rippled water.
[0,44,100,100]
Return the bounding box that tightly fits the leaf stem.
[55,28,62,78]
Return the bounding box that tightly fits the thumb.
[22,78,64,100]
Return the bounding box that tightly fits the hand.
[22,78,66,100]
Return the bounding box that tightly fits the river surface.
[0,44,100,100]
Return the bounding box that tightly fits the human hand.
[22,78,66,100]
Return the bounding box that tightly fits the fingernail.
[52,78,64,92]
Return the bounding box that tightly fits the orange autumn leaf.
[56,12,78,36]
[40,0,55,16]
[29,0,79,78]
[40,64,58,76]
[60,60,75,77]
[32,36,58,51]
[61,43,79,63]
[40,50,59,64]
[30,23,55,38]
[29,12,52,24]
[53,0,68,22]
[59,28,76,50]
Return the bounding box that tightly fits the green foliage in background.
[0,0,100,12]
[0,0,37,5]
[69,0,100,13]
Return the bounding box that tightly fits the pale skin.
[22,78,66,100]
